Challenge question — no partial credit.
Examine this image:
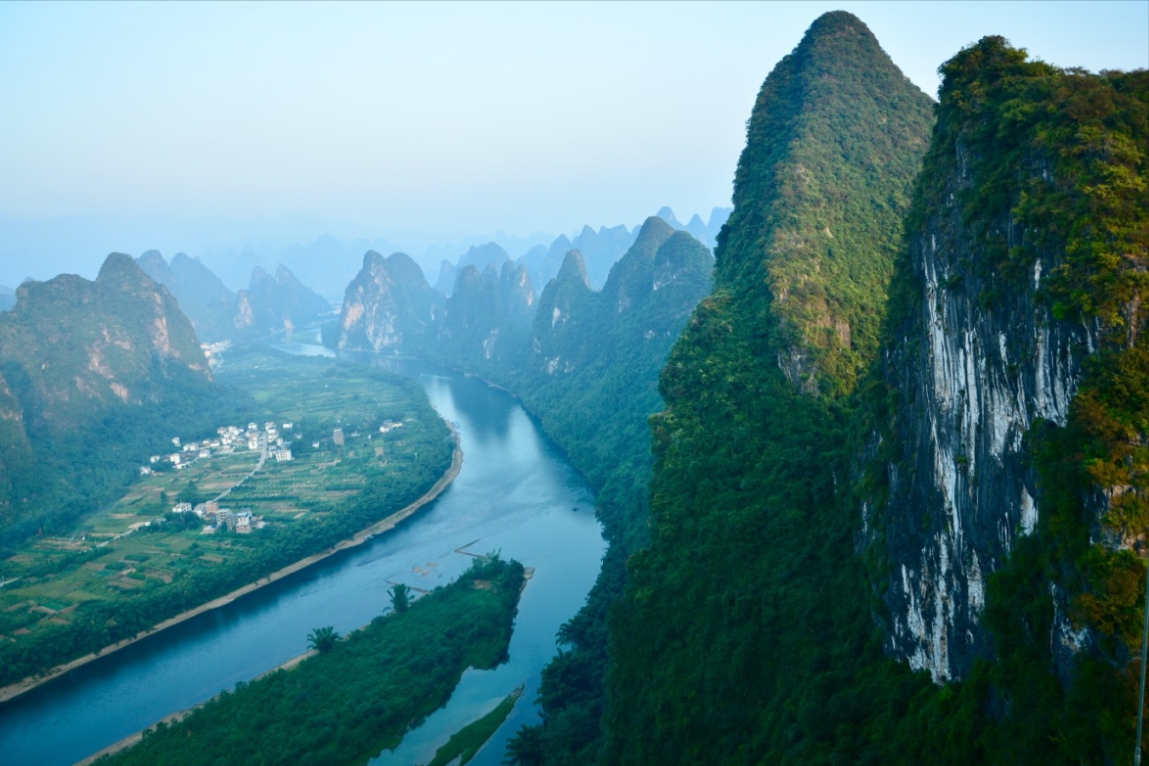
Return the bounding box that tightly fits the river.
[0,345,606,766]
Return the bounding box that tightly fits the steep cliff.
[137,250,238,343]
[597,13,938,765]
[234,264,331,339]
[334,251,444,352]
[865,36,1148,757]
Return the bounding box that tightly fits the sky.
[1,0,1147,286]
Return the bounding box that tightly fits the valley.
[0,349,457,693]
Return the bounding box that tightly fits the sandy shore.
[0,427,463,707]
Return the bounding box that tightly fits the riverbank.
[73,554,526,766]
[0,425,463,706]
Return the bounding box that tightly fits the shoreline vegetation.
[90,554,526,766]
[0,425,463,706]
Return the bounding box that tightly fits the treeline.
[95,554,525,766]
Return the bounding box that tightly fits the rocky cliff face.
[437,261,535,364]
[335,251,443,352]
[0,254,211,424]
[875,173,1098,681]
[234,264,330,338]
[137,250,238,343]
[871,38,1147,688]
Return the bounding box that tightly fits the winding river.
[0,346,606,766]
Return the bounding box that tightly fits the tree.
[389,583,411,613]
[307,625,340,654]
[176,481,201,505]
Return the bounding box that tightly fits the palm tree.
[307,625,340,653]
[389,583,411,613]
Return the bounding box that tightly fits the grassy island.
[93,554,526,766]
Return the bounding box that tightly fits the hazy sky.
[1,1,1147,284]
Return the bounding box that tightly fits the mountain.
[569,224,637,289]
[518,234,573,294]
[278,233,377,301]
[552,15,1149,766]
[655,206,683,229]
[234,265,331,339]
[457,242,511,272]
[0,285,15,312]
[436,261,536,364]
[435,260,457,296]
[0,254,229,545]
[652,206,731,250]
[137,250,238,343]
[861,36,1148,759]
[593,12,938,764]
[332,251,444,352]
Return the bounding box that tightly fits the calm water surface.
[0,347,605,766]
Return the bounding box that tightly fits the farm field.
[0,348,456,688]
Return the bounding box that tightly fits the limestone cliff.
[870,38,1148,688]
[137,250,238,343]
[335,251,443,352]
[234,264,330,339]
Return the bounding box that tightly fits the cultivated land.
[0,349,458,693]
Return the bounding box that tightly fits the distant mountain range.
[137,251,331,343]
[435,208,729,299]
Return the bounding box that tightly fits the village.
[138,417,407,535]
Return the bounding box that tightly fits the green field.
[0,348,455,688]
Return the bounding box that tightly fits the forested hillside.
[0,254,241,549]
[581,12,1147,766]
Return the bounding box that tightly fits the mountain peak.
[97,252,148,286]
[556,250,590,287]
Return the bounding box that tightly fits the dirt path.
[0,427,463,706]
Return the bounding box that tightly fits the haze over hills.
[136,252,331,343]
[0,7,1144,766]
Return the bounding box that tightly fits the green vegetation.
[422,685,524,766]
[94,554,525,766]
[867,35,1148,763]
[590,19,1146,766]
[307,626,340,654]
[390,582,412,613]
[0,254,241,551]
[0,348,454,689]
[424,219,714,765]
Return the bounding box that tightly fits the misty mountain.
[0,285,15,312]
[136,250,238,343]
[436,261,536,364]
[656,205,731,248]
[434,260,457,295]
[234,265,332,339]
[436,243,513,297]
[332,251,444,352]
[278,233,398,301]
